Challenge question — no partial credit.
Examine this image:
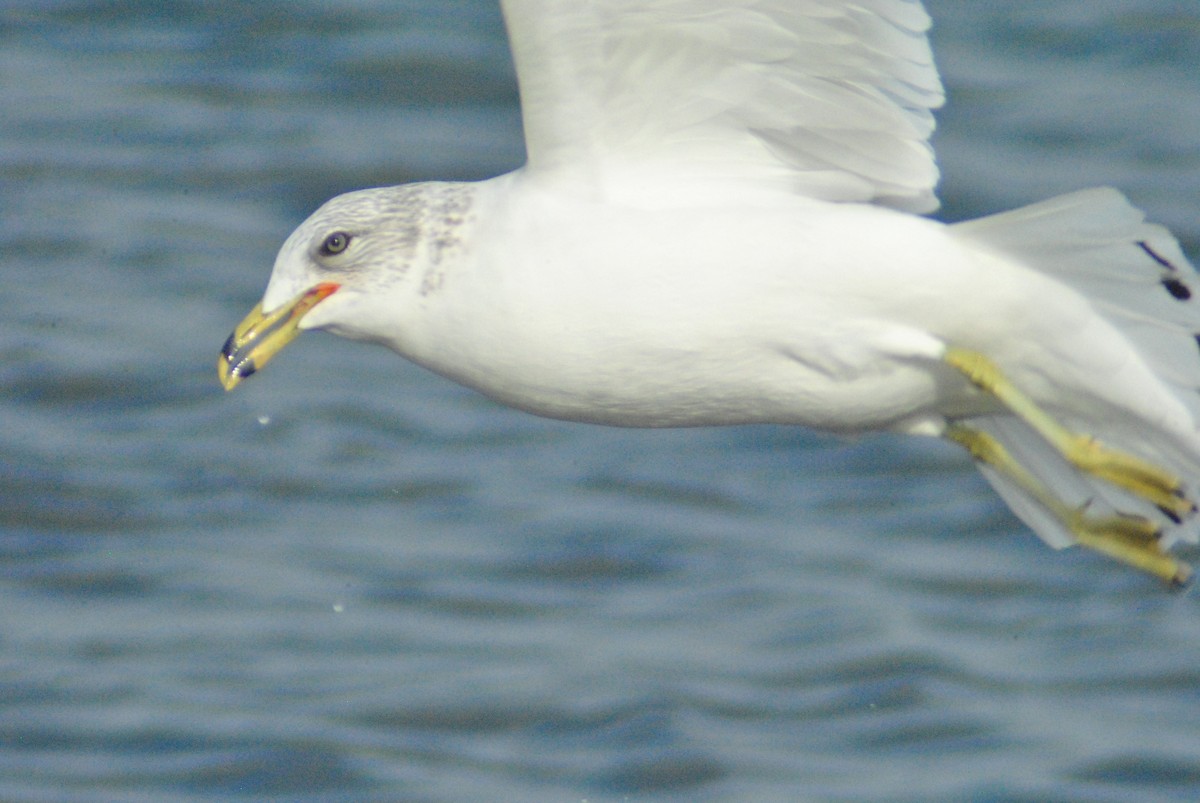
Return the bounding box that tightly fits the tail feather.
[969,416,1093,550]
[951,188,1200,552]
[954,188,1200,395]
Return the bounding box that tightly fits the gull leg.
[945,424,1192,586]
[943,346,1195,522]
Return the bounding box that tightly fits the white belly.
[397,182,1065,433]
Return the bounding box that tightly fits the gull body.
[284,176,1117,434]
[222,0,1200,581]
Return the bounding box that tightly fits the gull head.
[218,182,475,390]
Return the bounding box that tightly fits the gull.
[219,0,1200,585]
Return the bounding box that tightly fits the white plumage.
[503,0,943,210]
[220,1,1200,583]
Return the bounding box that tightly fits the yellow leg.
[946,425,1192,586]
[944,347,1194,522]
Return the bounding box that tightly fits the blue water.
[4,1,1200,800]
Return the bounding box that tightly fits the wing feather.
[500,0,944,210]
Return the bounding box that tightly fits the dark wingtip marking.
[1137,241,1193,300]
[1163,277,1193,301]
[1138,240,1178,271]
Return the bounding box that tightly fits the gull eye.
[319,231,352,257]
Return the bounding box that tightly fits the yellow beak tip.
[216,282,340,392]
[219,368,240,392]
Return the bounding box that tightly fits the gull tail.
[949,188,1200,565]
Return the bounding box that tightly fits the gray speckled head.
[262,181,477,313]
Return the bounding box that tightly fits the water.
[4,1,1200,800]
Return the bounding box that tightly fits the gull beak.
[218,282,340,391]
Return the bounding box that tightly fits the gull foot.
[945,422,1193,586]
[943,346,1195,523]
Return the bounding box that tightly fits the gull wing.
[500,0,945,211]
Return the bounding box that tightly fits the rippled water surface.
[5,2,1200,800]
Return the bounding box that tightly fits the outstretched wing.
[500,0,945,211]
